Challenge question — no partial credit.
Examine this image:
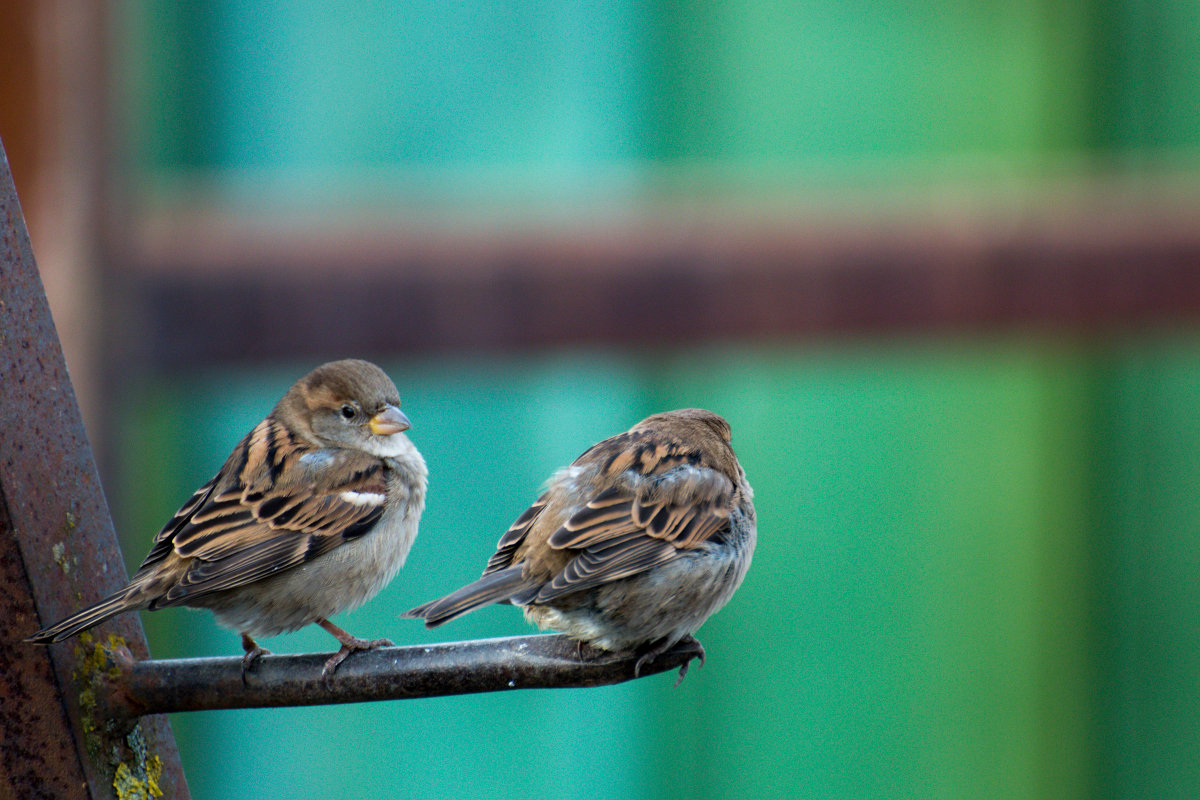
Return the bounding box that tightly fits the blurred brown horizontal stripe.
[113,189,1200,368]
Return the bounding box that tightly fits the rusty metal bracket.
[0,137,190,798]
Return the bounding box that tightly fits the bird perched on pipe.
[28,359,428,682]
[404,408,755,683]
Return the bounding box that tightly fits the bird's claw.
[239,642,271,686]
[319,635,394,688]
[632,635,706,686]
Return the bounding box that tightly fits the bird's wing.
[134,418,390,605]
[482,495,550,574]
[524,433,736,603]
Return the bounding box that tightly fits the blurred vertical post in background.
[0,1,110,451]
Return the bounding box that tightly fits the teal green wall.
[119,0,1200,210]
[112,333,1200,799]
[1094,339,1200,796]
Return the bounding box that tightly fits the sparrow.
[404,408,755,683]
[28,359,428,682]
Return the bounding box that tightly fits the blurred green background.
[102,2,1200,798]
[115,339,1200,799]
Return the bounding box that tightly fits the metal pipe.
[98,634,704,719]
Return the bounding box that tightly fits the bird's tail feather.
[402,566,530,628]
[25,590,140,644]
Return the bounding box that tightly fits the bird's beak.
[369,405,411,435]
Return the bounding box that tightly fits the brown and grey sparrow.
[404,408,755,682]
[28,359,428,681]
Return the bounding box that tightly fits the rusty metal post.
[0,138,190,798]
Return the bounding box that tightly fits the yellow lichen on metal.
[72,632,116,756]
[71,633,167,796]
[115,726,164,799]
[73,632,126,682]
[113,757,164,800]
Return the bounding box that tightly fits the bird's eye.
[340,404,357,420]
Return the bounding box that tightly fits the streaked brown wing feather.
[632,494,730,549]
[549,474,732,551]
[158,535,303,604]
[533,441,735,598]
[483,494,549,574]
[529,536,677,603]
[133,479,219,576]
[137,417,390,603]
